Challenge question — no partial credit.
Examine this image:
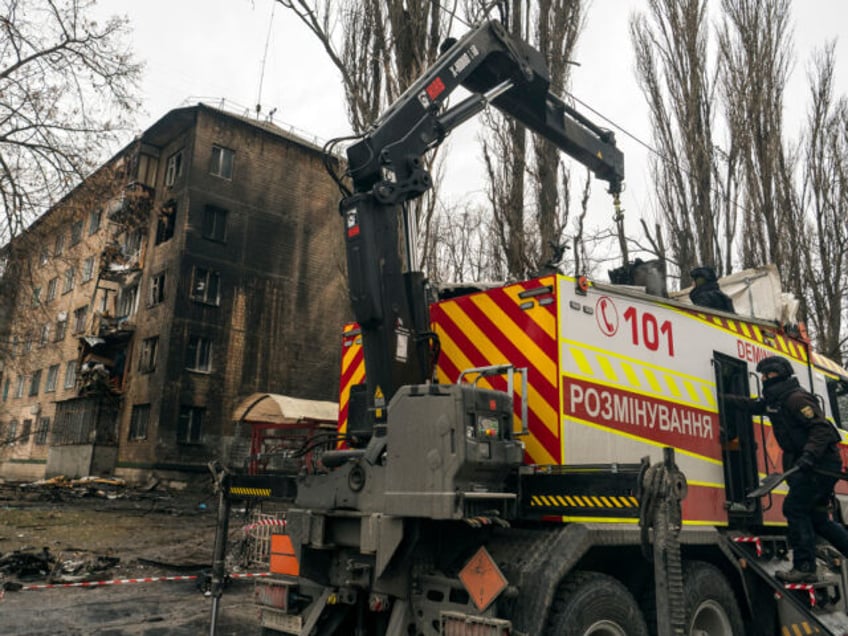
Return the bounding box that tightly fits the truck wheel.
[684,561,744,636]
[546,571,648,636]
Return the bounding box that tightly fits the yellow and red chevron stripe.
[338,323,365,439]
[431,276,561,465]
[682,309,810,365]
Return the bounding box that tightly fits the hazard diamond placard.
[458,546,508,611]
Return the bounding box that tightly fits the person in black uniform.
[689,266,735,313]
[745,356,848,582]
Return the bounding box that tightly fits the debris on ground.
[16,475,128,500]
[0,547,55,580]
[49,551,120,583]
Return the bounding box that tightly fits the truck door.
[714,353,762,526]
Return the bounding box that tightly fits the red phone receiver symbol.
[596,297,618,336]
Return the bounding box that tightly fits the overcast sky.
[93,0,848,267]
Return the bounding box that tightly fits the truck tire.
[683,561,745,636]
[545,571,648,636]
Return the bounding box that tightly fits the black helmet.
[756,356,793,379]
[690,266,718,283]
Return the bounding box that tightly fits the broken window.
[54,233,65,256]
[64,360,77,389]
[39,247,49,265]
[29,370,41,396]
[82,256,95,282]
[40,323,49,346]
[35,417,50,445]
[32,287,41,306]
[165,149,184,187]
[46,364,59,392]
[149,272,166,306]
[46,277,58,301]
[89,209,102,235]
[156,199,177,244]
[21,419,32,443]
[118,284,138,318]
[123,229,143,261]
[202,205,227,242]
[73,306,87,334]
[191,267,220,305]
[177,406,204,444]
[6,420,17,443]
[63,266,75,293]
[70,220,83,246]
[55,317,67,341]
[186,335,212,372]
[129,404,150,441]
[209,145,234,179]
[138,336,158,373]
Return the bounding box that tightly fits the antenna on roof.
[255,3,276,120]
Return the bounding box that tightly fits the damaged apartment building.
[0,104,347,482]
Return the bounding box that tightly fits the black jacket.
[748,376,841,469]
[690,281,735,313]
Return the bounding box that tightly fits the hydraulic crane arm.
[346,19,624,201]
[338,20,624,430]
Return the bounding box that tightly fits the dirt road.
[0,479,263,635]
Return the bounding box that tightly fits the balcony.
[106,182,154,226]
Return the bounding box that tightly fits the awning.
[232,393,339,425]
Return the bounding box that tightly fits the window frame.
[70,220,83,246]
[202,205,228,243]
[46,277,58,302]
[138,336,159,374]
[63,266,75,294]
[64,360,77,389]
[81,256,95,283]
[29,370,42,397]
[45,364,59,392]
[155,199,177,244]
[190,267,221,306]
[148,272,166,306]
[209,145,234,179]
[129,404,151,441]
[177,406,204,444]
[186,335,213,373]
[55,317,67,342]
[73,306,87,334]
[165,149,184,187]
[35,417,50,445]
[88,209,102,235]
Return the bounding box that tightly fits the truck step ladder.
[728,533,848,634]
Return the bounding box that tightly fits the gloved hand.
[797,453,815,472]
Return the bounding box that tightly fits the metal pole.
[209,473,231,636]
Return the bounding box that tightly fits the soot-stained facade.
[0,104,348,481]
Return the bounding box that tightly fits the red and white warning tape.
[731,536,763,556]
[18,571,270,591]
[782,583,816,606]
[242,518,287,534]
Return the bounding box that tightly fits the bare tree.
[0,0,142,243]
[717,0,794,271]
[477,0,584,279]
[798,43,848,364]
[631,0,724,285]
[277,0,455,269]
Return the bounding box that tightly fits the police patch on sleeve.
[800,405,815,419]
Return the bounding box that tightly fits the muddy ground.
[0,477,268,635]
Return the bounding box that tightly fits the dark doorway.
[714,353,762,527]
